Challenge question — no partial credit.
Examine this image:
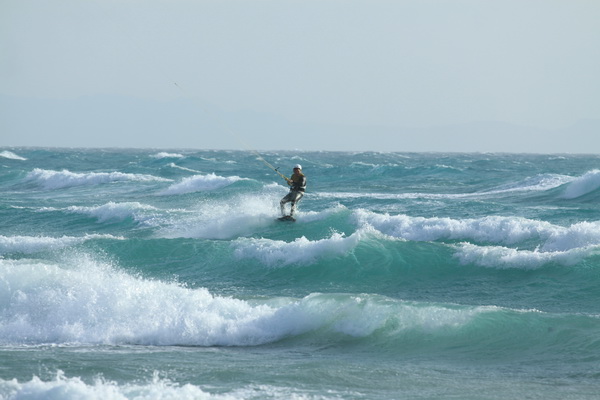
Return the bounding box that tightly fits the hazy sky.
[1,0,599,152]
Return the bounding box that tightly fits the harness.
[290,173,306,192]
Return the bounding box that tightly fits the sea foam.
[167,162,202,173]
[0,372,347,400]
[233,230,362,267]
[156,193,280,239]
[66,202,160,223]
[354,210,600,267]
[0,372,226,400]
[454,243,597,269]
[24,169,171,190]
[352,210,552,244]
[0,150,27,160]
[0,255,485,347]
[0,234,122,255]
[150,152,185,159]
[159,173,246,195]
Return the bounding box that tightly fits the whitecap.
[0,254,488,347]
[484,173,574,195]
[0,234,123,255]
[66,202,160,223]
[353,210,600,260]
[353,210,553,245]
[159,173,246,195]
[150,152,185,159]
[454,242,597,269]
[167,162,202,173]
[232,230,362,267]
[0,371,222,400]
[155,193,278,239]
[0,150,27,161]
[24,168,171,190]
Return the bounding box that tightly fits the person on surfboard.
[280,164,306,220]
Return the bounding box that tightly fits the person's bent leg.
[289,192,303,217]
[280,193,292,216]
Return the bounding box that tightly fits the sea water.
[1,148,599,399]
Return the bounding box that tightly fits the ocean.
[1,148,600,399]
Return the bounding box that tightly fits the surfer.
[280,164,306,220]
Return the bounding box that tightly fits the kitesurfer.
[280,164,306,218]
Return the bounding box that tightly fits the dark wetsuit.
[280,172,306,217]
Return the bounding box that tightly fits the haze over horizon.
[1,0,599,153]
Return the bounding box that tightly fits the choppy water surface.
[1,148,600,399]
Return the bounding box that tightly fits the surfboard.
[277,215,296,222]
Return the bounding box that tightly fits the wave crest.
[24,169,170,190]
[354,210,600,268]
[233,230,363,267]
[66,202,159,223]
[562,169,600,199]
[0,150,27,160]
[159,173,246,195]
[0,234,122,255]
[150,152,185,159]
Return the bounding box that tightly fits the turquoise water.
[1,148,600,399]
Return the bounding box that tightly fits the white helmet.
[294,164,302,170]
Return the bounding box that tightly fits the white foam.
[156,193,278,239]
[233,230,363,267]
[0,372,348,400]
[0,371,227,400]
[454,243,598,269]
[353,210,554,244]
[0,255,485,347]
[0,255,276,346]
[155,192,342,240]
[353,210,600,266]
[541,220,600,251]
[150,152,185,159]
[562,169,600,199]
[350,161,380,168]
[24,169,171,190]
[66,202,160,223]
[159,173,246,195]
[0,150,27,160]
[483,173,573,195]
[167,163,202,173]
[0,234,122,255]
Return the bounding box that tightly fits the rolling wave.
[65,202,161,223]
[233,230,363,267]
[316,173,574,201]
[1,254,598,358]
[0,150,27,161]
[353,209,600,268]
[159,173,248,195]
[562,169,600,199]
[0,234,123,255]
[23,168,171,190]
